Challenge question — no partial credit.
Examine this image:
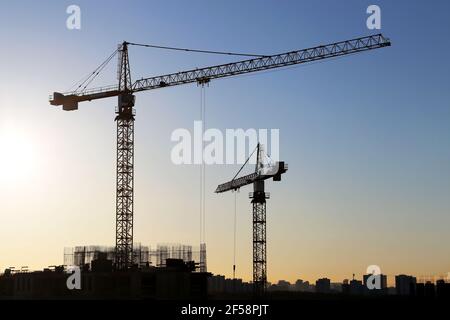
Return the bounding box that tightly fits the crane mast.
[250,180,268,297]
[115,43,135,270]
[49,34,391,272]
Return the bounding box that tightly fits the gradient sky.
[0,0,449,285]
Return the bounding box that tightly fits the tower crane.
[215,143,287,296]
[49,34,391,271]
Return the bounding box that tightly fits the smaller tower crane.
[215,143,288,296]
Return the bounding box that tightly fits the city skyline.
[4,242,449,287]
[1,0,450,285]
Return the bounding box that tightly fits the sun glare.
[0,127,36,184]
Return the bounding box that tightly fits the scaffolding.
[63,243,204,270]
[199,243,207,272]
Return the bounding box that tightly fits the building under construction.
[63,243,206,271]
[0,244,208,300]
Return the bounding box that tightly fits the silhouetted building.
[342,279,350,294]
[315,278,331,294]
[91,252,113,272]
[207,275,252,295]
[395,275,416,296]
[276,280,291,291]
[289,279,314,292]
[330,283,342,293]
[268,280,293,292]
[387,287,396,295]
[416,283,425,297]
[0,257,208,300]
[294,279,304,291]
[415,281,436,298]
[424,281,435,298]
[208,274,226,293]
[349,279,364,295]
[436,280,450,299]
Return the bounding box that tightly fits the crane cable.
[68,48,119,93]
[203,86,206,245]
[229,145,261,280]
[232,144,259,181]
[67,41,270,94]
[66,41,348,94]
[79,50,117,92]
[233,190,238,280]
[127,42,268,58]
[200,84,207,246]
[199,87,203,245]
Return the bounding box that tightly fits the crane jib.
[49,34,390,111]
[215,161,288,193]
[132,34,390,93]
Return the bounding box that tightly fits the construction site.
[1,242,210,299]
[3,3,450,319]
[0,33,391,300]
[63,243,206,270]
[0,255,208,300]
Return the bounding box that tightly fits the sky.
[0,0,449,285]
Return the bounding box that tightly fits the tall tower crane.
[215,143,287,296]
[49,34,390,271]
